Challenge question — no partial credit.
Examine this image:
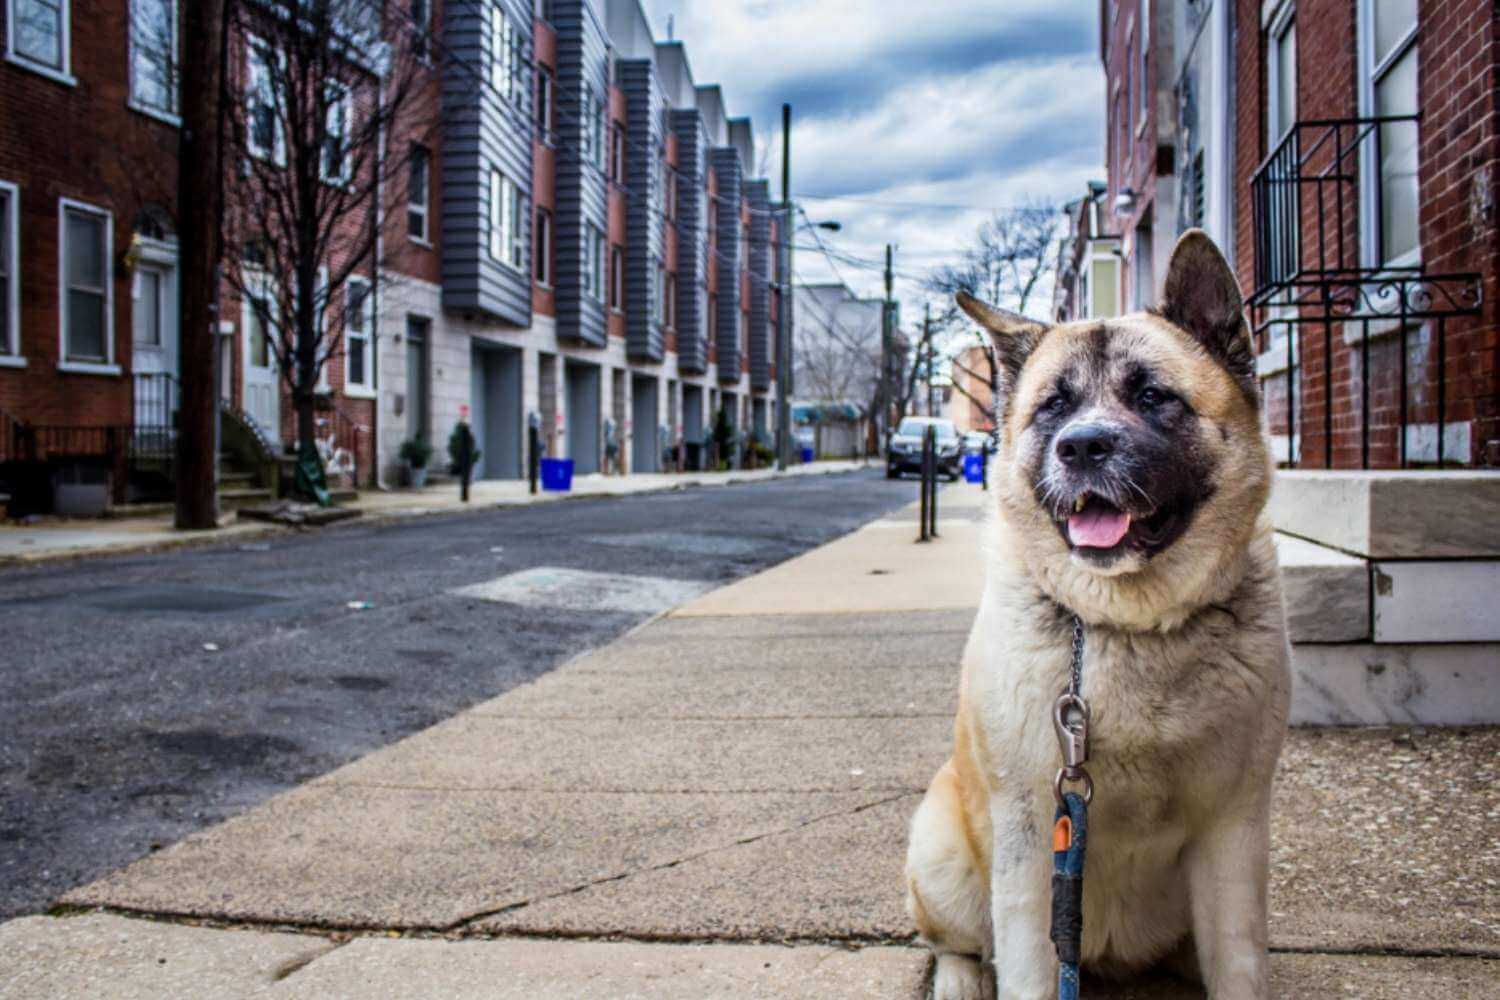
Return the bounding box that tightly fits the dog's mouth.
[1054,491,1184,560]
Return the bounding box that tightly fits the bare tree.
[793,291,883,404]
[222,0,436,480]
[926,203,1060,419]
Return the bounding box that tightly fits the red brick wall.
[607,84,627,341]
[531,16,556,318]
[0,0,179,427]
[1236,0,1499,467]
[1102,0,1155,288]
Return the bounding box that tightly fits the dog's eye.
[1138,387,1173,409]
[1040,394,1068,416]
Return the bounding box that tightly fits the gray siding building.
[709,146,742,381]
[618,58,666,362]
[745,179,773,392]
[441,0,535,327]
[552,0,610,347]
[671,109,710,374]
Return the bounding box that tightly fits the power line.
[795,193,1034,213]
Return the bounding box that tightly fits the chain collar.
[1053,614,1093,804]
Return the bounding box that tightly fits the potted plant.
[400,437,434,487]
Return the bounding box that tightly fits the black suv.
[886,417,961,480]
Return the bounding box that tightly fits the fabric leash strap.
[1051,613,1091,1000]
[1051,790,1088,1000]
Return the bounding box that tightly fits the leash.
[1052,615,1092,1000]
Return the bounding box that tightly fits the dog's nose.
[1056,425,1116,470]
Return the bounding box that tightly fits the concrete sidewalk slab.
[62,785,886,930]
[310,714,943,794]
[478,794,917,941]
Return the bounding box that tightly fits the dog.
[905,230,1290,1000]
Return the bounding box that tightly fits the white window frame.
[344,274,375,397]
[57,197,119,376]
[609,243,623,312]
[5,0,74,86]
[488,169,524,271]
[128,0,180,125]
[407,144,430,244]
[1266,3,1296,146]
[534,207,552,288]
[320,80,353,185]
[491,4,518,103]
[1357,0,1421,272]
[536,65,554,141]
[0,180,21,367]
[584,225,605,303]
[1137,0,1149,130]
[246,35,286,166]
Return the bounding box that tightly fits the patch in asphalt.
[3,585,288,614]
[583,531,762,557]
[449,566,711,614]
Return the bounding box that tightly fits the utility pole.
[175,0,230,529]
[924,302,935,416]
[881,244,894,451]
[776,103,793,470]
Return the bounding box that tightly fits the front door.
[405,317,430,443]
[242,291,280,439]
[131,262,177,435]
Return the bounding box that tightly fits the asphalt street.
[0,470,916,920]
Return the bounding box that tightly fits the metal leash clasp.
[1052,691,1093,805]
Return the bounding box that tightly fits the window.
[129,0,177,119]
[246,36,284,164]
[491,5,520,103]
[488,168,524,270]
[534,207,552,287]
[7,0,70,81]
[1137,1,1149,124]
[663,272,676,329]
[608,244,622,311]
[610,123,624,183]
[1125,27,1135,134]
[408,144,429,241]
[664,165,678,220]
[706,192,717,246]
[582,225,605,302]
[1361,0,1419,265]
[536,66,554,140]
[59,200,114,369]
[321,81,352,184]
[345,277,373,391]
[411,0,430,61]
[707,292,717,342]
[582,88,606,169]
[133,268,163,346]
[1267,7,1296,145]
[652,258,665,325]
[0,182,18,361]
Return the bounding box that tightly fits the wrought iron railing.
[316,401,368,486]
[1249,115,1484,469]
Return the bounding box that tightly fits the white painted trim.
[5,0,74,85]
[319,79,354,186]
[0,179,19,360]
[1356,0,1421,269]
[344,273,375,392]
[245,34,287,167]
[57,196,114,368]
[127,0,180,122]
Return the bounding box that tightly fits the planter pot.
[407,464,428,488]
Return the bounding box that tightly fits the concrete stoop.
[1272,470,1500,726]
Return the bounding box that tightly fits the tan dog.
[906,231,1290,1000]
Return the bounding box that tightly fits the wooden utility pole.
[175,0,230,529]
[881,244,894,450]
[777,103,793,470]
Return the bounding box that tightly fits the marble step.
[1270,469,1500,559]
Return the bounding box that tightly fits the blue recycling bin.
[962,452,985,484]
[800,446,814,464]
[540,457,574,491]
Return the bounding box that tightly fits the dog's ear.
[956,290,1047,397]
[1159,229,1256,399]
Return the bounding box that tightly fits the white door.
[242,292,280,439]
[132,260,178,434]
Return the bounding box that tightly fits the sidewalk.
[0,460,865,566]
[4,485,1498,998]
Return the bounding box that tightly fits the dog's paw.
[931,954,992,1000]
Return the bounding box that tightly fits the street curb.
[0,463,871,570]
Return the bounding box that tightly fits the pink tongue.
[1068,507,1131,548]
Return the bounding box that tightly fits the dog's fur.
[905,231,1290,1000]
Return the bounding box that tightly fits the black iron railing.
[1249,116,1483,469]
[316,401,368,486]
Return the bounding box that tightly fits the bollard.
[459,429,472,503]
[528,424,540,495]
[928,427,939,539]
[919,425,933,542]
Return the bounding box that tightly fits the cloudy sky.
[639,0,1106,317]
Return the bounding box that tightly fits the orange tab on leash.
[1052,816,1072,853]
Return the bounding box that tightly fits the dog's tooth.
[1074,495,1086,513]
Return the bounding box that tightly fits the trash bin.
[800,446,814,464]
[962,453,985,484]
[539,457,574,491]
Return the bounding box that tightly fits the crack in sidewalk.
[444,791,921,932]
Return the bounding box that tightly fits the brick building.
[0,0,784,514]
[1093,0,1496,469]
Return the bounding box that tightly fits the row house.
[378,0,781,485]
[0,0,783,516]
[1090,0,1495,470]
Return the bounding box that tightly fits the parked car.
[887,417,961,480]
[961,431,992,455]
